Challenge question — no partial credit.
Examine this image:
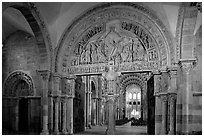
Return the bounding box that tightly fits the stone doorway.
[18,98,29,134]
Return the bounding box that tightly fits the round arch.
[55,2,175,75]
[2,2,53,70]
[3,71,34,97]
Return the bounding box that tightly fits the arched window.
[137,92,141,101]
[133,93,136,99]
[129,92,132,99]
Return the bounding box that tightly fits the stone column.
[82,76,87,129]
[168,93,177,135]
[67,75,76,134]
[92,98,96,125]
[61,96,67,134]
[153,71,162,135]
[179,59,196,134]
[160,94,168,135]
[37,70,50,135]
[53,96,60,134]
[88,91,92,127]
[105,95,116,135]
[49,97,54,133]
[102,62,120,135]
[168,67,177,135]
[98,98,102,125]
[52,73,61,134]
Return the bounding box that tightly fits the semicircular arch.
[55,2,174,75]
[3,70,34,97]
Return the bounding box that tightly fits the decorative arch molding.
[120,73,146,95]
[3,2,53,70]
[56,2,175,75]
[3,71,34,97]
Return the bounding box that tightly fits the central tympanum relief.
[57,4,171,75]
[74,21,148,66]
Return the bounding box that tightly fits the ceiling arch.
[3,2,53,70]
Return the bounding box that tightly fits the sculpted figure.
[133,38,147,61]
[120,37,133,62]
[90,42,98,63]
[97,40,106,63]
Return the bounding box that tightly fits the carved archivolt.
[3,71,34,97]
[56,3,173,75]
[120,73,146,95]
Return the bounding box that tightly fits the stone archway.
[119,73,147,121]
[54,2,175,135]
[3,71,34,97]
[3,2,52,70]
[2,71,34,134]
[55,2,174,75]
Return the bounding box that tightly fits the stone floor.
[75,125,147,135]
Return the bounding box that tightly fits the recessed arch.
[55,2,175,75]
[3,2,53,70]
[3,71,34,97]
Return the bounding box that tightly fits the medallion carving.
[56,3,173,75]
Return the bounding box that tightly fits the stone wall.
[2,30,42,134]
[2,30,41,96]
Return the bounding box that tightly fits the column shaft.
[38,70,50,135]
[161,94,168,134]
[62,97,67,134]
[67,97,73,134]
[105,96,116,135]
[168,94,176,135]
[54,97,59,134]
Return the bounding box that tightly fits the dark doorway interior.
[147,76,155,135]
[19,98,29,134]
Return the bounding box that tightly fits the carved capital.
[67,78,75,98]
[160,94,168,102]
[53,96,60,103]
[53,73,62,83]
[168,93,177,103]
[179,59,196,74]
[37,70,50,81]
[154,74,162,96]
[60,96,67,103]
[168,69,177,78]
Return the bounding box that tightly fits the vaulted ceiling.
[2,2,201,49]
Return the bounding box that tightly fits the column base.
[168,131,175,135]
[67,130,73,135]
[40,129,49,135]
[54,131,60,135]
[105,128,116,135]
[61,130,68,135]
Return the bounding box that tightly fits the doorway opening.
[74,73,155,135]
[18,98,29,134]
